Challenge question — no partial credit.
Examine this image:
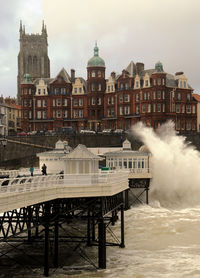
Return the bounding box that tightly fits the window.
[136,93,139,101]
[182,104,185,113]
[162,78,165,85]
[63,110,68,118]
[125,83,129,90]
[97,98,101,105]
[153,104,156,112]
[124,106,130,115]
[74,88,77,93]
[56,99,61,106]
[162,91,165,99]
[92,71,95,77]
[123,159,127,168]
[73,99,78,106]
[186,105,191,113]
[144,92,147,100]
[157,103,161,112]
[147,104,151,113]
[92,97,95,105]
[187,93,191,101]
[91,83,95,91]
[176,120,180,130]
[43,111,47,119]
[111,107,114,116]
[98,84,101,91]
[120,106,123,115]
[157,78,161,85]
[153,91,156,99]
[184,81,186,88]
[79,98,83,106]
[29,88,32,95]
[111,85,114,91]
[136,81,139,88]
[38,89,41,95]
[119,94,123,103]
[57,110,61,118]
[145,80,149,86]
[142,104,145,113]
[157,91,161,99]
[186,121,191,130]
[53,99,55,107]
[108,97,111,104]
[108,85,110,92]
[136,105,139,114]
[29,111,32,119]
[120,83,124,90]
[180,80,183,88]
[176,104,180,113]
[63,99,67,106]
[98,71,101,77]
[147,92,150,100]
[43,100,47,107]
[192,105,196,114]
[128,159,132,169]
[73,110,78,118]
[37,100,41,107]
[79,110,83,118]
[37,111,41,119]
[111,97,114,104]
[79,87,82,93]
[124,94,130,102]
[43,89,46,94]
[55,88,60,94]
[153,79,156,86]
[107,109,110,117]
[61,88,66,94]
[177,92,181,100]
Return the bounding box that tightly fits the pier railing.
[0,172,128,195]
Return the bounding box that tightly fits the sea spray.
[132,121,200,208]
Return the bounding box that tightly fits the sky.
[1,0,200,98]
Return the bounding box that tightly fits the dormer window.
[145,80,149,87]
[136,81,139,88]
[38,89,41,95]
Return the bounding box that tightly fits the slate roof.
[50,68,71,84]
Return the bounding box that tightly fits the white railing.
[0,170,19,178]
[0,172,128,195]
[129,168,151,174]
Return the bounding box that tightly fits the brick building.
[21,44,197,133]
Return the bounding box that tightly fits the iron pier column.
[98,197,106,269]
[54,202,59,268]
[44,202,50,277]
[145,180,150,205]
[27,206,32,242]
[87,209,91,246]
[120,204,125,248]
[92,211,95,241]
[98,218,106,269]
[124,189,130,210]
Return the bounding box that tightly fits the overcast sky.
[1,0,200,98]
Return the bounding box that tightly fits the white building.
[104,139,151,174]
[62,144,103,174]
[0,102,8,136]
[37,140,72,174]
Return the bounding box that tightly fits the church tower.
[17,21,50,102]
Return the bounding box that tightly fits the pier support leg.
[44,202,50,277]
[54,217,59,268]
[87,209,91,246]
[120,204,125,248]
[124,189,130,210]
[27,206,32,242]
[111,211,115,226]
[35,205,39,238]
[145,180,150,205]
[98,218,106,269]
[92,213,95,241]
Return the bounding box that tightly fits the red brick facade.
[21,54,197,133]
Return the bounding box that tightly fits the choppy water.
[4,121,200,277]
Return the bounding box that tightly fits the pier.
[0,172,129,276]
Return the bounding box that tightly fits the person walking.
[30,166,34,176]
[42,164,47,175]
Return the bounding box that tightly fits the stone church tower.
[17,21,50,102]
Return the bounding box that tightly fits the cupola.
[87,43,105,67]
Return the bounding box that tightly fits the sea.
[2,121,200,278]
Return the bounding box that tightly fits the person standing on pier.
[30,166,34,176]
[42,164,47,175]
